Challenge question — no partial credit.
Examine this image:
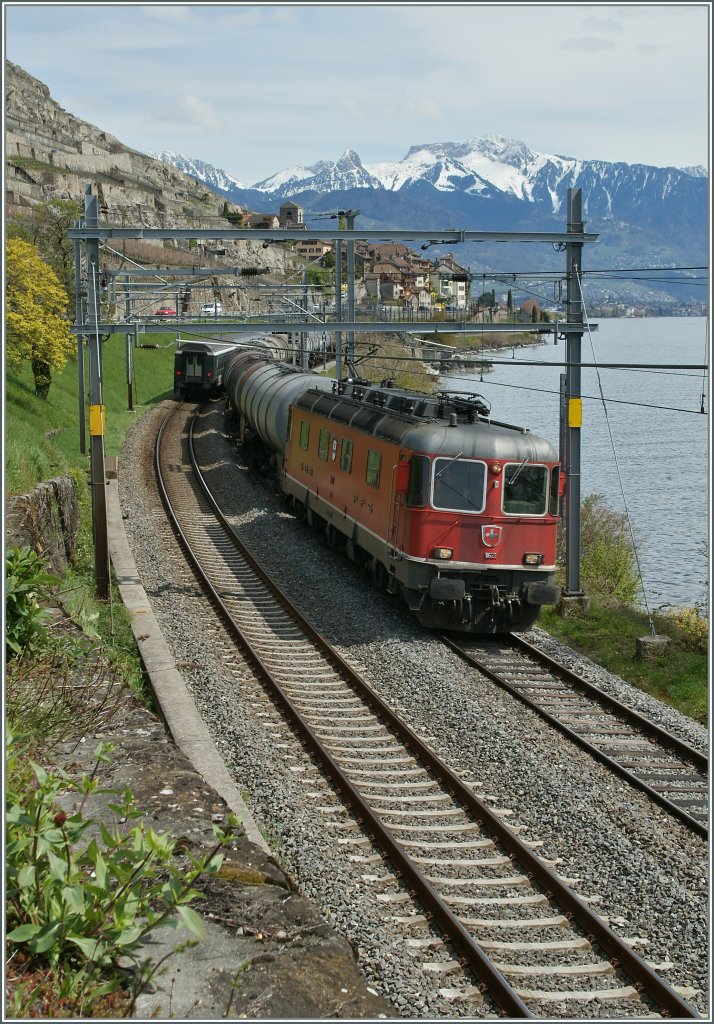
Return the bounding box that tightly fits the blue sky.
[4,2,711,184]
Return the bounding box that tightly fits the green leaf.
[61,884,86,914]
[29,761,48,785]
[7,923,41,943]
[17,864,36,889]
[30,920,63,953]
[114,926,144,947]
[47,850,69,881]
[93,849,107,889]
[67,934,107,961]
[176,904,205,940]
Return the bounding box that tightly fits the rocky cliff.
[4,60,287,276]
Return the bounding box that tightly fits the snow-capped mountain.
[150,150,249,193]
[155,137,708,304]
[254,148,383,193]
[156,134,705,216]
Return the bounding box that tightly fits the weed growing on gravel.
[5,732,239,1018]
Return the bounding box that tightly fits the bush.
[5,547,60,657]
[559,494,641,604]
[662,606,708,653]
[5,733,234,1011]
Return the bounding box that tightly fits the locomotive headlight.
[490,462,503,474]
[523,552,544,566]
[432,547,453,560]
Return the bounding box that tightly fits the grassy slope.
[5,337,708,725]
[6,336,177,494]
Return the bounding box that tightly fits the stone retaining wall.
[5,476,79,573]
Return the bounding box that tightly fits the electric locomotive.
[224,350,562,635]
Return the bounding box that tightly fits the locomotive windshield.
[503,463,549,515]
[432,458,486,513]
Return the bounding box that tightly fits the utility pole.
[300,269,308,370]
[334,238,343,379]
[342,210,359,372]
[73,230,87,455]
[561,188,590,612]
[125,290,134,410]
[83,184,110,599]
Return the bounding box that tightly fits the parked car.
[200,302,223,316]
[155,306,176,317]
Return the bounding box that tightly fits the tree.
[507,289,513,311]
[7,199,81,315]
[6,238,74,399]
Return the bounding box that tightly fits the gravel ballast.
[118,401,709,1019]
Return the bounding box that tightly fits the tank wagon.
[224,350,562,634]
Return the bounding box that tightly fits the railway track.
[153,402,700,1018]
[444,636,708,838]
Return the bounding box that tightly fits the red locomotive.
[225,347,562,634]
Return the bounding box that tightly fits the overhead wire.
[417,373,707,416]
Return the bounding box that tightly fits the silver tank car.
[223,350,332,455]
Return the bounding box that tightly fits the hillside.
[4,60,284,277]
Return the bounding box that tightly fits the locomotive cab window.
[340,438,353,473]
[318,428,330,461]
[366,449,382,488]
[407,455,430,507]
[503,462,548,516]
[432,458,486,513]
[299,420,310,451]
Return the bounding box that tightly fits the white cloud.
[171,95,221,132]
[583,16,623,32]
[4,3,709,180]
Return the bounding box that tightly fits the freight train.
[222,337,562,635]
[174,333,331,398]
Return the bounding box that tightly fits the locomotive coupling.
[430,578,466,602]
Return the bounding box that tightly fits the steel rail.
[155,402,700,1019]
[443,634,708,840]
[154,402,532,1018]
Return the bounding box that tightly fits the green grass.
[539,601,708,725]
[6,336,179,705]
[6,335,177,495]
[8,156,59,174]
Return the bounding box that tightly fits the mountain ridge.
[154,142,708,306]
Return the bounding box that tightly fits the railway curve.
[115,398,708,1018]
[148,400,702,1019]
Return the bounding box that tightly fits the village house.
[246,212,280,229]
[295,239,332,259]
[429,253,470,308]
[403,287,432,313]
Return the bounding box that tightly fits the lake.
[440,317,709,610]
